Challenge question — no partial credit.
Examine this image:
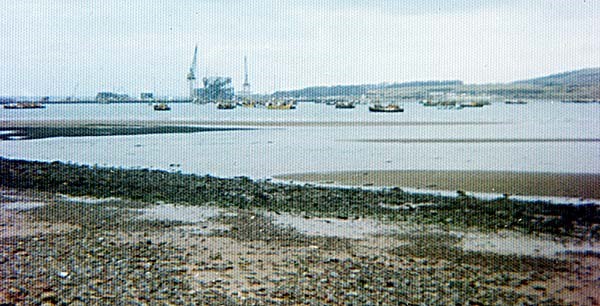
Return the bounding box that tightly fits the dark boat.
[153,103,171,111]
[369,103,403,112]
[505,100,528,105]
[335,101,355,109]
[216,101,236,109]
[3,102,46,109]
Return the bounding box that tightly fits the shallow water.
[1,102,599,179]
[2,101,598,125]
[136,204,223,223]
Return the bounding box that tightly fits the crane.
[242,56,250,95]
[187,45,198,100]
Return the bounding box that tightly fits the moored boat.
[3,102,46,109]
[369,103,403,112]
[460,101,486,107]
[240,100,256,108]
[420,100,439,107]
[505,100,528,104]
[266,100,295,110]
[153,103,171,111]
[216,101,236,109]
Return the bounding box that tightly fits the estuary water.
[1,102,599,179]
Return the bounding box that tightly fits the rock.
[346,291,358,297]
[532,284,546,291]
[40,291,59,303]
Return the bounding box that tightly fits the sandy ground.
[276,170,600,199]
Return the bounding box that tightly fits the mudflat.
[276,170,600,199]
[0,119,505,128]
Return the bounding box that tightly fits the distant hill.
[274,80,463,98]
[273,84,380,98]
[385,80,463,89]
[273,68,599,99]
[513,68,600,86]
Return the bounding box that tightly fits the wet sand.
[276,170,600,199]
[0,124,246,140]
[1,119,506,128]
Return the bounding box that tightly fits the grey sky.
[1,0,598,96]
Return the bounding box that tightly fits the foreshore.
[276,170,600,199]
[1,158,599,304]
[1,119,506,128]
[0,122,249,140]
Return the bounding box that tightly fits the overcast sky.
[1,0,599,96]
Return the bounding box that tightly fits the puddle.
[1,201,47,210]
[458,231,600,257]
[135,204,223,223]
[268,212,398,239]
[59,194,121,204]
[378,202,436,210]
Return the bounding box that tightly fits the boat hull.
[216,104,236,110]
[153,104,171,111]
[369,106,403,112]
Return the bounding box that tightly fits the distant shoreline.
[276,170,600,199]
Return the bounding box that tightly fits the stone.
[40,291,59,303]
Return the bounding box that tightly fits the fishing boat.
[266,100,295,110]
[3,102,46,109]
[435,100,463,110]
[153,103,171,111]
[460,101,486,107]
[369,103,403,112]
[240,99,256,108]
[420,100,439,107]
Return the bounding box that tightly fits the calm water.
[2,101,599,124]
[1,102,599,178]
